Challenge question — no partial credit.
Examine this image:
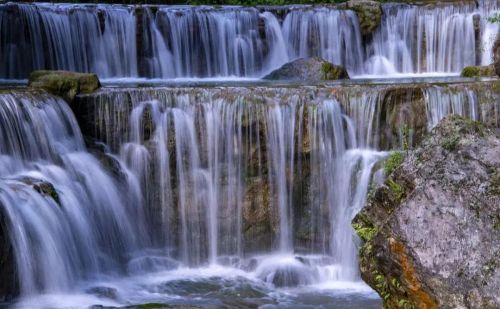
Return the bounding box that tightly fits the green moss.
[461,66,481,78]
[490,173,500,195]
[34,182,60,205]
[441,135,460,151]
[387,179,404,201]
[460,65,495,78]
[353,223,378,242]
[384,152,405,175]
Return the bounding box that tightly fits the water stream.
[1,2,499,79]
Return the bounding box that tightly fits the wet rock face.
[28,70,100,102]
[0,177,60,301]
[0,210,18,302]
[341,0,382,37]
[494,34,500,78]
[263,57,349,81]
[354,115,500,308]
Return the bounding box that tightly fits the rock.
[378,87,428,150]
[0,177,60,301]
[494,34,500,77]
[461,64,496,77]
[28,70,100,102]
[340,0,382,37]
[19,177,60,206]
[0,210,18,302]
[85,286,119,300]
[263,57,349,81]
[354,115,500,308]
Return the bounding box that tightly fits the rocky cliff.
[354,115,500,308]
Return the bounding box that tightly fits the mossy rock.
[263,57,349,81]
[28,70,101,102]
[460,65,496,78]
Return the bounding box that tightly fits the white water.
[1,2,499,79]
[0,91,147,296]
[1,81,499,307]
[0,89,386,308]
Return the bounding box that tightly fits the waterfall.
[366,4,478,75]
[282,7,365,75]
[1,2,498,79]
[0,3,137,79]
[0,91,146,296]
[75,87,386,272]
[1,81,498,306]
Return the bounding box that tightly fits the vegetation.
[384,151,404,175]
[461,65,495,78]
[487,13,500,24]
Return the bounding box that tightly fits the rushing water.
[0,2,499,79]
[1,80,498,308]
[0,89,386,308]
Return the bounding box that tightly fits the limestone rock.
[263,57,349,81]
[354,115,500,308]
[28,70,100,102]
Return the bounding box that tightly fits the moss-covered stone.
[321,62,349,80]
[34,182,60,205]
[460,65,496,78]
[263,57,349,81]
[28,70,100,102]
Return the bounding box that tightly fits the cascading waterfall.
[1,81,498,307]
[75,88,386,280]
[0,3,137,79]
[366,4,478,75]
[1,2,499,79]
[0,91,146,296]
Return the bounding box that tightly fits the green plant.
[353,223,378,242]
[387,179,404,201]
[441,135,460,151]
[384,151,404,175]
[487,13,500,24]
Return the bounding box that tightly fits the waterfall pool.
[6,253,381,309]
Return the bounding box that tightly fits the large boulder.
[263,57,349,81]
[354,115,500,308]
[28,70,100,102]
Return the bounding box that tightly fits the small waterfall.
[282,7,365,75]
[0,3,137,79]
[1,2,498,79]
[0,91,146,296]
[424,86,479,129]
[366,4,478,75]
[79,88,385,272]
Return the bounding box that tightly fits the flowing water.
[0,1,499,308]
[1,80,498,308]
[0,2,499,79]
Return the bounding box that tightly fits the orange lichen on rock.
[389,238,438,309]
